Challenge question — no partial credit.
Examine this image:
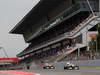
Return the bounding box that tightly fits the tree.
[97,23,100,53]
[89,38,96,53]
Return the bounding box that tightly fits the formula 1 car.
[43,63,55,69]
[64,62,79,70]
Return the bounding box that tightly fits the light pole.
[86,0,95,16]
[77,44,80,60]
[0,47,9,58]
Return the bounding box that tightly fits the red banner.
[89,34,97,38]
[88,32,98,38]
[0,58,20,63]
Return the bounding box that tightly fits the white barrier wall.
[54,60,100,66]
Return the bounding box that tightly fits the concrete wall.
[55,60,100,66]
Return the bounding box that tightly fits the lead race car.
[64,62,79,70]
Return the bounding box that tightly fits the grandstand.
[10,0,100,66]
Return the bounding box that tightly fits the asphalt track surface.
[0,67,100,75]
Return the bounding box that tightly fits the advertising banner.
[0,58,19,63]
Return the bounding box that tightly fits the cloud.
[0,0,40,57]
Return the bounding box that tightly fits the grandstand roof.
[10,0,63,34]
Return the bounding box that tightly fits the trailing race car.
[43,63,55,69]
[64,62,79,70]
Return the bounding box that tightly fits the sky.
[0,0,40,58]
